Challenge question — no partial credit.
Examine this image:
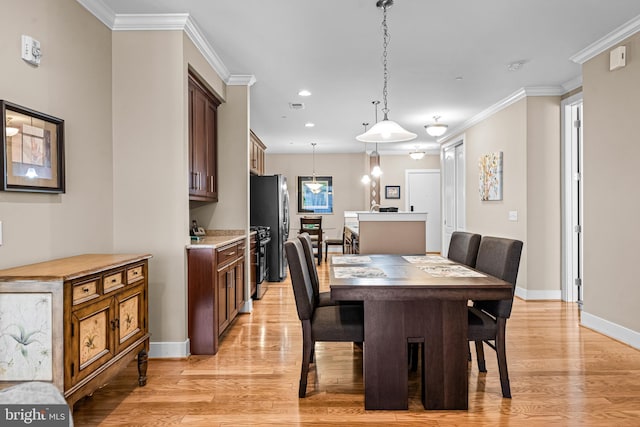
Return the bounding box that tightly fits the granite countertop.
[186,229,253,249]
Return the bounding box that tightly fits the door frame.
[440,135,466,256]
[561,92,583,303]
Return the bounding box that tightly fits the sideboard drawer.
[127,265,144,283]
[72,279,99,305]
[104,270,125,293]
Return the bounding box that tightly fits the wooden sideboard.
[0,253,151,408]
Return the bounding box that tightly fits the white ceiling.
[93,0,640,154]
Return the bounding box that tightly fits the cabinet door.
[114,283,147,354]
[226,264,237,327]
[217,266,229,332]
[205,101,217,200]
[234,257,245,312]
[69,297,116,386]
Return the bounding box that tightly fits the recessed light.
[305,122,315,128]
[298,90,312,97]
[455,76,463,81]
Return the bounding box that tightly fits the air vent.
[289,102,305,110]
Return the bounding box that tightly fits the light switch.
[508,211,518,222]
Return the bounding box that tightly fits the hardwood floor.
[73,255,640,426]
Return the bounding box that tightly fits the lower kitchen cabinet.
[0,254,151,409]
[188,238,246,355]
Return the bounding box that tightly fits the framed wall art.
[297,176,333,214]
[385,185,400,199]
[1,100,65,193]
[479,151,503,201]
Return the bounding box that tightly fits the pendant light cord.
[381,3,390,120]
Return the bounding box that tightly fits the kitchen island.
[343,211,428,255]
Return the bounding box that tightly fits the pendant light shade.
[356,0,416,144]
[409,150,426,160]
[424,115,448,137]
[305,143,323,194]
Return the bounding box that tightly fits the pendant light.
[424,115,448,137]
[360,123,372,184]
[305,143,323,194]
[409,147,426,160]
[356,0,416,144]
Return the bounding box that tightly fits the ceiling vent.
[289,102,305,110]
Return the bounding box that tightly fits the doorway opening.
[441,137,466,256]
[405,169,441,253]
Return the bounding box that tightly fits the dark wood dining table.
[329,254,513,410]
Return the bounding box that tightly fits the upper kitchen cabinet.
[250,130,266,176]
[189,72,221,202]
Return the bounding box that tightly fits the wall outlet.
[508,211,518,221]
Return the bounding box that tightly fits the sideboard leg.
[137,348,148,386]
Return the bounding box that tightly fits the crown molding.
[76,0,232,82]
[227,75,257,86]
[439,86,563,144]
[570,14,640,64]
[76,0,116,28]
[113,13,189,31]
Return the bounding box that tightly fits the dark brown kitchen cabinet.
[250,130,266,175]
[189,72,220,202]
[187,238,246,355]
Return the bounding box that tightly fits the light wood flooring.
[73,255,640,426]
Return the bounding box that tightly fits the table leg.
[363,300,408,410]
[421,300,468,410]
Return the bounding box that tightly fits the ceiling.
[96,0,640,155]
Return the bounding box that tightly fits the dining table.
[329,254,513,410]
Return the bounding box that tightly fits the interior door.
[441,141,465,256]
[406,170,441,253]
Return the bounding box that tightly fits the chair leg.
[496,318,511,398]
[324,243,328,261]
[475,340,486,372]
[310,342,315,363]
[318,245,322,265]
[408,343,419,372]
[299,321,312,398]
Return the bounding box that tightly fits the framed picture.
[1,100,65,193]
[479,151,503,201]
[385,185,400,199]
[297,176,333,214]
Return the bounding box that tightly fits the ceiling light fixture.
[305,122,315,128]
[305,142,323,194]
[356,0,416,144]
[409,147,426,160]
[424,115,448,137]
[298,90,312,97]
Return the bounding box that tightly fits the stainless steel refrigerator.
[250,174,290,282]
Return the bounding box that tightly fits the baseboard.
[149,339,190,358]
[515,286,561,300]
[581,311,640,350]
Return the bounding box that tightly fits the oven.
[251,226,271,298]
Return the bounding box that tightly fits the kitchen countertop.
[186,229,253,249]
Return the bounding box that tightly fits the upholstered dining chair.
[298,233,333,307]
[469,236,523,398]
[284,239,364,398]
[447,231,482,267]
[300,216,323,265]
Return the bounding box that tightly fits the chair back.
[447,231,481,267]
[298,233,320,303]
[473,236,523,319]
[284,240,316,321]
[300,216,323,246]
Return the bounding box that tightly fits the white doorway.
[405,169,441,253]
[441,138,466,256]
[562,93,584,305]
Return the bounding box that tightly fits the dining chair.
[299,216,323,265]
[469,236,523,398]
[324,229,344,261]
[284,239,364,398]
[447,231,482,267]
[298,233,333,307]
